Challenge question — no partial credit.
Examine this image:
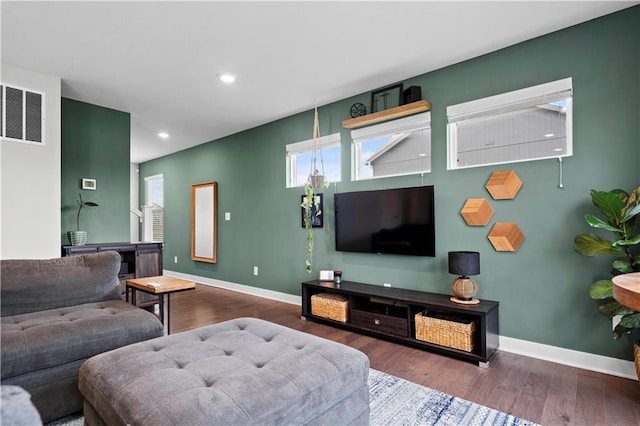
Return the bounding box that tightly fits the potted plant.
[300,105,330,273]
[574,185,640,378]
[67,193,99,246]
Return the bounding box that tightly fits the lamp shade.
[448,251,480,276]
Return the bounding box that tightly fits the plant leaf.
[84,202,99,207]
[598,301,633,317]
[612,258,633,274]
[589,280,613,299]
[574,233,625,256]
[613,233,640,246]
[622,186,640,221]
[620,312,640,329]
[584,214,621,233]
[613,323,631,340]
[590,189,626,226]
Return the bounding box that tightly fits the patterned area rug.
[369,369,538,426]
[47,369,537,426]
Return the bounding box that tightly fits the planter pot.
[309,175,325,189]
[67,231,88,246]
[635,340,640,382]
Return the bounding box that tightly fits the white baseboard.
[499,336,637,380]
[164,270,637,381]
[163,270,301,306]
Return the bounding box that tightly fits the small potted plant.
[67,193,99,246]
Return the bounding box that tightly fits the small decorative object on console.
[449,251,480,305]
[334,270,343,285]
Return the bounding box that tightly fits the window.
[144,174,164,242]
[447,78,572,170]
[286,133,341,188]
[351,112,431,181]
[0,83,45,145]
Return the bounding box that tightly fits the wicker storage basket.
[415,311,476,352]
[311,293,349,322]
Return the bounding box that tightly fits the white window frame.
[447,77,573,170]
[143,174,164,242]
[286,132,341,188]
[351,112,431,181]
[0,83,46,146]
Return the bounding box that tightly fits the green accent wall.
[61,98,131,245]
[140,8,640,360]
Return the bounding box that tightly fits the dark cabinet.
[62,242,163,308]
[302,280,499,366]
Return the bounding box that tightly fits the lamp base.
[450,296,480,305]
[451,277,478,304]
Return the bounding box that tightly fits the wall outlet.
[174,256,178,263]
[225,212,231,221]
[383,283,392,288]
[253,266,259,276]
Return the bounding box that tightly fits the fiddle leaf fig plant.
[574,185,640,339]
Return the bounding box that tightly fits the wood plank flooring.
[167,284,640,425]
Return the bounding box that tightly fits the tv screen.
[334,186,435,256]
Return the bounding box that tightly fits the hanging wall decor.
[485,170,522,200]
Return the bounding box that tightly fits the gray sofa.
[0,251,164,422]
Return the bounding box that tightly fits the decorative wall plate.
[350,102,367,118]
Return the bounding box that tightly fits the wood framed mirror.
[191,182,217,263]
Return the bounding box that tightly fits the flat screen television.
[334,186,435,256]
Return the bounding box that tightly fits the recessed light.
[158,132,169,139]
[554,148,563,152]
[544,133,555,138]
[219,73,236,84]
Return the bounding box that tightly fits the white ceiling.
[2,1,637,163]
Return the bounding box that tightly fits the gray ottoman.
[79,317,370,425]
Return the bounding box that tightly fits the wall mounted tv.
[334,186,435,257]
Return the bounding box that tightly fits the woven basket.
[415,311,476,352]
[311,293,349,322]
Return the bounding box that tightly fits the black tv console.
[301,280,499,366]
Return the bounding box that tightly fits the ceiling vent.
[1,83,45,145]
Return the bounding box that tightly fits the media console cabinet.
[62,242,163,308]
[301,280,499,366]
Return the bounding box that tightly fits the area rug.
[47,369,537,426]
[369,369,537,426]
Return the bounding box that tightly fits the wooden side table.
[126,276,195,334]
[612,272,640,311]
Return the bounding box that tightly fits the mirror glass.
[191,182,217,263]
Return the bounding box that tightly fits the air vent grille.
[1,83,45,145]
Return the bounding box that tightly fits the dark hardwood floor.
[167,284,640,425]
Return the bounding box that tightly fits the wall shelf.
[342,100,431,129]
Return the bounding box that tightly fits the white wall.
[1,64,61,259]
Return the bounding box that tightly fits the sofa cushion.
[1,300,164,379]
[1,251,122,316]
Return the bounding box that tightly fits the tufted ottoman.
[79,317,370,425]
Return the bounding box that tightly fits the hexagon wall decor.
[488,222,525,252]
[460,198,494,226]
[485,170,522,200]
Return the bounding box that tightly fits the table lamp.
[448,251,480,305]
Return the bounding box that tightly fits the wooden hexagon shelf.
[460,198,494,226]
[485,170,522,200]
[488,222,525,252]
